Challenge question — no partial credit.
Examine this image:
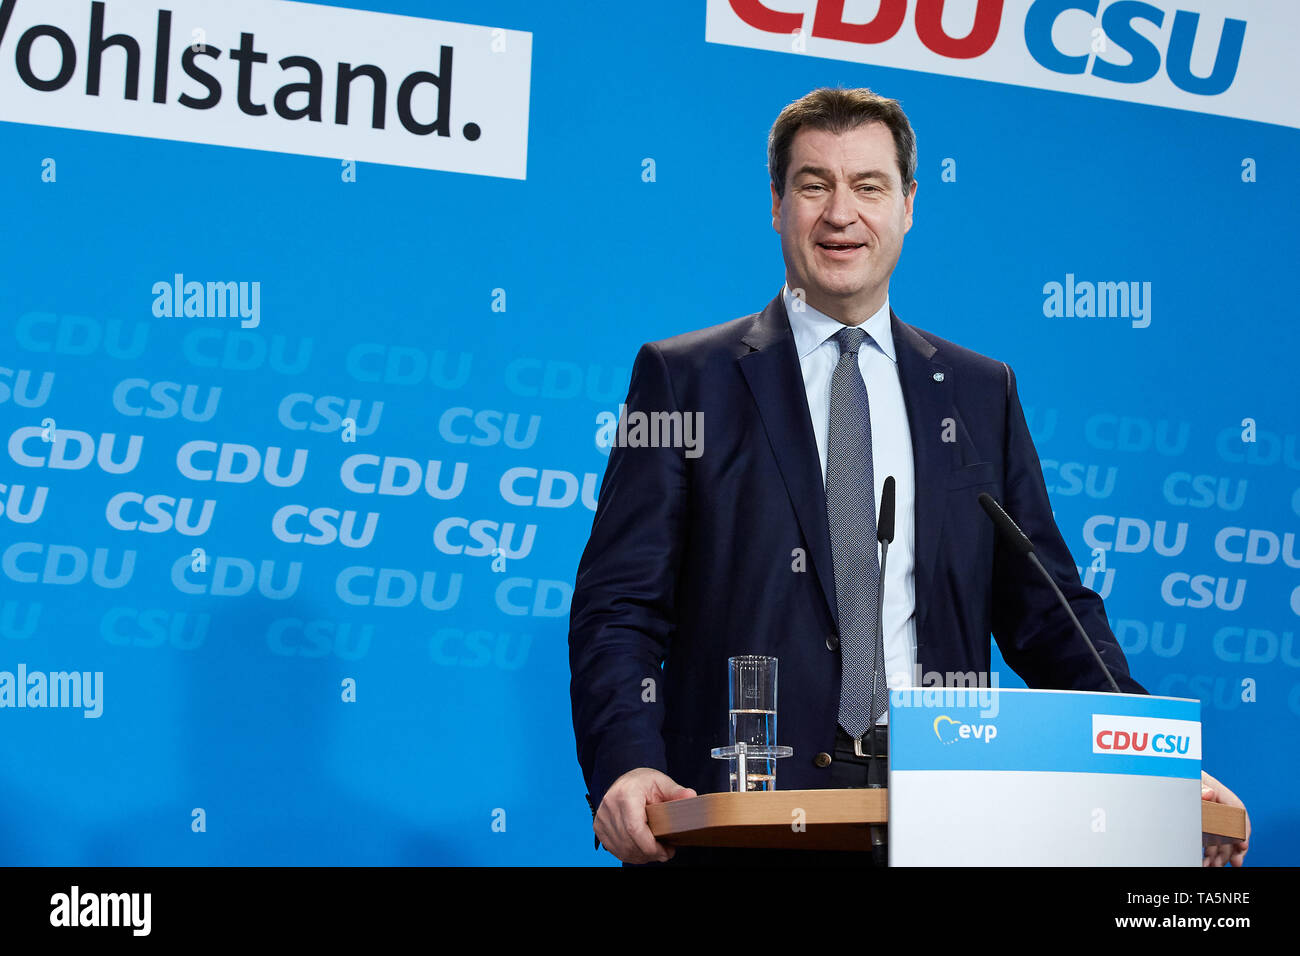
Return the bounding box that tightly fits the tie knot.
[833,325,869,357]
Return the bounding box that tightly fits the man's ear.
[770,181,781,233]
[903,179,917,233]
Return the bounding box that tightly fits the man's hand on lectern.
[1201,770,1250,867]
[594,768,697,864]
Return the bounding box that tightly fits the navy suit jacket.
[568,290,1145,810]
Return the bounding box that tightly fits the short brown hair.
[768,87,917,199]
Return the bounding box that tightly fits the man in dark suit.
[568,87,1248,866]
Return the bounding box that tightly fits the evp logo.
[933,714,998,744]
[1091,714,1201,759]
[706,1,1295,130]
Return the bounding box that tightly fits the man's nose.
[823,184,858,226]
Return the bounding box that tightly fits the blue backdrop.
[1,0,1295,865]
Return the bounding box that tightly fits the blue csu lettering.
[1152,732,1191,754]
[1025,1,1246,95]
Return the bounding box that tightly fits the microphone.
[874,476,896,694]
[977,492,1121,694]
[877,475,896,545]
[869,476,895,866]
[870,477,896,724]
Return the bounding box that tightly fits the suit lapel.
[891,311,954,635]
[738,293,840,628]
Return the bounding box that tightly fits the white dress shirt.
[782,284,918,724]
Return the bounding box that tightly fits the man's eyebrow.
[793,164,893,184]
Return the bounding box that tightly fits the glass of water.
[711,655,792,791]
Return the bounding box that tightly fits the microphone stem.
[870,538,890,763]
[1026,551,1121,694]
[869,537,889,864]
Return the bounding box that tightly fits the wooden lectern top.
[647,789,1247,853]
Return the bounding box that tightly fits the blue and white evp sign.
[889,688,1204,865]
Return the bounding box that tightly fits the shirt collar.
[782,282,897,364]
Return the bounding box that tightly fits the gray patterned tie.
[827,326,888,740]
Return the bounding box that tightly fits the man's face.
[771,122,916,322]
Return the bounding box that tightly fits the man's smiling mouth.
[818,242,866,255]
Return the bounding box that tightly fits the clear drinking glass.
[711,655,792,791]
